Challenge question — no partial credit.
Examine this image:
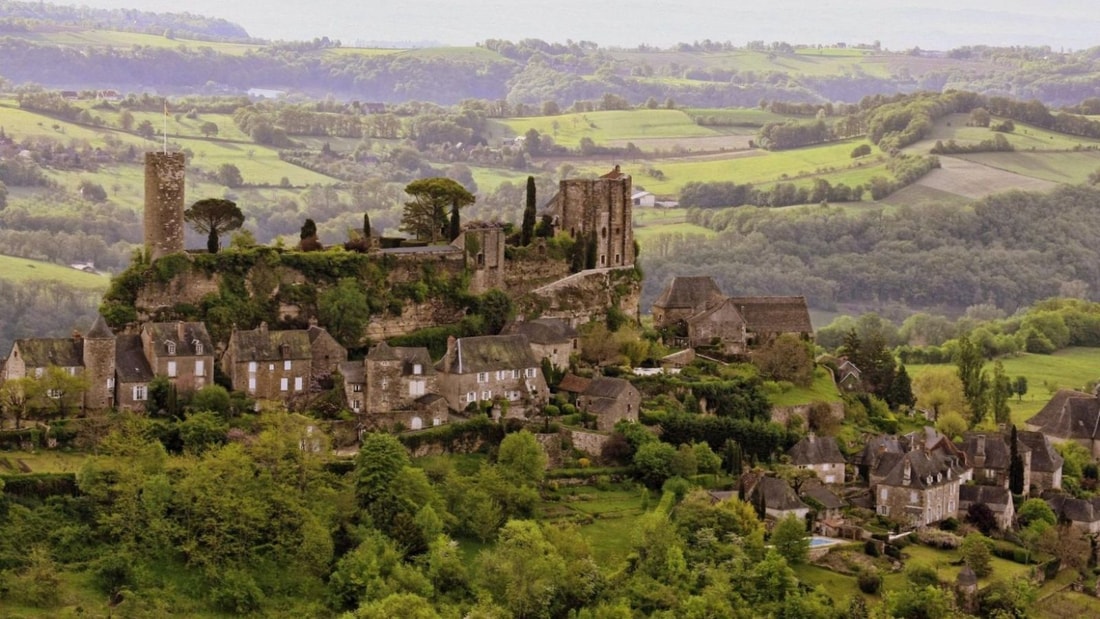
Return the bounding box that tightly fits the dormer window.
[193,339,203,355]
[165,340,176,355]
[413,364,422,375]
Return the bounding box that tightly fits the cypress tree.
[1009,424,1025,494]
[363,212,371,238]
[521,175,536,245]
[449,202,461,241]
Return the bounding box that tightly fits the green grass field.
[907,347,1100,425]
[540,485,647,564]
[954,151,1100,184]
[495,110,721,146]
[683,107,793,126]
[912,114,1100,154]
[767,367,843,406]
[22,27,263,55]
[0,254,111,290]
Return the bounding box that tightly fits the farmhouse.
[222,322,346,401]
[576,376,641,431]
[873,448,967,528]
[787,433,847,484]
[955,432,1031,491]
[435,334,549,418]
[1026,388,1100,458]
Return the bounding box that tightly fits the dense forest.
[642,185,1100,314]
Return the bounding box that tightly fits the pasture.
[955,151,1100,185]
[495,109,721,147]
[19,27,262,55]
[914,113,1100,152]
[0,254,110,290]
[910,156,1058,200]
[906,347,1100,425]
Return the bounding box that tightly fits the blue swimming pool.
[809,536,842,548]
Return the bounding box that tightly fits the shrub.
[864,540,881,557]
[858,569,882,594]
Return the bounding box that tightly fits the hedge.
[1,473,79,500]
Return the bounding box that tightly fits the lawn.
[907,347,1100,425]
[683,107,793,127]
[0,253,111,290]
[767,367,843,406]
[914,114,1100,153]
[175,137,337,186]
[540,484,648,564]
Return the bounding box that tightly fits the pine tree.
[1009,424,1025,494]
[886,364,916,409]
[521,176,536,245]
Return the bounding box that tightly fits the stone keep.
[552,165,634,268]
[143,152,186,260]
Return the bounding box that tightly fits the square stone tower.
[546,165,634,268]
[143,152,186,261]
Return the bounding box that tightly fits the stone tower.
[143,152,186,261]
[462,223,506,294]
[545,165,634,269]
[82,315,116,410]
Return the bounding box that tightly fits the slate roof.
[502,318,578,344]
[653,276,725,312]
[1017,430,1064,474]
[1044,492,1100,524]
[558,373,592,394]
[958,484,1012,511]
[367,341,401,361]
[877,448,966,489]
[367,343,434,375]
[755,476,809,512]
[339,361,364,384]
[13,338,83,368]
[787,434,846,466]
[584,376,634,400]
[956,432,1029,471]
[688,297,745,329]
[726,296,813,334]
[144,322,214,356]
[439,334,539,375]
[114,334,153,383]
[855,434,905,467]
[86,315,114,339]
[800,480,845,510]
[230,326,312,361]
[1027,389,1100,440]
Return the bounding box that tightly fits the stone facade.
[545,165,635,269]
[462,223,506,294]
[143,152,185,261]
[223,322,345,402]
[874,450,965,528]
[436,335,549,417]
[341,343,441,427]
[576,377,641,431]
[141,322,215,392]
[81,316,116,410]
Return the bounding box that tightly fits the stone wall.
[504,255,572,296]
[522,267,641,327]
[770,401,844,426]
[536,433,563,468]
[143,152,185,261]
[569,428,611,458]
[364,299,467,340]
[135,268,220,319]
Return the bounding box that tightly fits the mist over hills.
[38,0,1100,51]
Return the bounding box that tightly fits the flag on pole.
[163,98,168,154]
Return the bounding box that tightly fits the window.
[413,364,422,375]
[496,370,506,381]
[35,368,43,378]
[195,360,205,376]
[879,488,887,501]
[268,364,275,371]
[280,377,289,391]
[248,361,257,373]
[166,341,176,355]
[248,377,256,392]
[477,372,489,383]
[47,388,61,399]
[107,377,114,389]
[482,390,492,401]
[167,361,177,378]
[194,340,203,355]
[133,385,147,401]
[465,391,477,403]
[433,417,443,427]
[284,360,292,371]
[409,380,426,397]
[525,367,538,378]
[877,505,889,515]
[512,369,520,379]
[352,384,363,393]
[909,490,918,504]
[294,377,303,391]
[352,399,360,411]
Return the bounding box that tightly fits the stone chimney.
[974,435,986,468]
[259,321,268,336]
[902,457,912,485]
[442,335,457,373]
[177,321,185,341]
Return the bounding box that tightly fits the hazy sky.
[65,1,1100,50]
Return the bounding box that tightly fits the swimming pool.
[809,536,843,548]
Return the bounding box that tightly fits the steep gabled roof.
[1045,493,1100,524]
[558,373,592,394]
[726,296,813,334]
[367,341,401,361]
[1017,430,1064,474]
[956,432,1029,471]
[393,346,434,375]
[788,435,846,466]
[115,334,153,383]
[339,361,364,384]
[958,484,1012,511]
[878,448,966,489]
[86,315,114,339]
[502,318,578,344]
[584,376,635,400]
[687,297,745,329]
[144,322,214,356]
[438,335,539,375]
[1027,389,1100,440]
[800,480,845,510]
[230,326,311,361]
[855,434,905,467]
[653,276,724,312]
[13,338,83,368]
[755,476,809,512]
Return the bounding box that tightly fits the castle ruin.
[544,165,635,268]
[143,152,186,261]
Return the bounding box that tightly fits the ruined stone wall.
[522,267,641,327]
[555,175,634,268]
[365,300,467,341]
[143,152,185,261]
[135,269,220,319]
[569,429,611,458]
[504,255,572,296]
[769,402,844,426]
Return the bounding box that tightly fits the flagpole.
[163,98,168,154]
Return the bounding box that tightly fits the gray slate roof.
[439,334,539,375]
[368,342,434,374]
[1027,389,1100,440]
[877,448,967,489]
[958,484,1012,511]
[1045,492,1100,524]
[13,338,83,368]
[726,296,813,334]
[115,334,153,383]
[1017,430,1064,474]
[584,376,634,400]
[787,435,846,466]
[800,480,845,510]
[754,476,809,512]
[86,315,114,339]
[145,322,214,357]
[653,276,725,311]
[503,318,578,344]
[230,326,310,361]
[339,361,364,384]
[956,432,1029,471]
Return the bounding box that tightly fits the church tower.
[143,152,186,261]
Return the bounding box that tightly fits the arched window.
[601,226,607,239]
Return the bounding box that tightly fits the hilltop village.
[3,153,1100,617]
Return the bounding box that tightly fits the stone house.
[956,432,1031,491]
[741,474,811,523]
[1026,389,1100,458]
[873,448,967,528]
[340,342,445,430]
[556,373,591,401]
[835,359,862,392]
[787,434,847,484]
[800,480,846,524]
[576,376,641,431]
[140,321,215,392]
[502,317,578,371]
[114,334,155,411]
[1017,430,1064,492]
[1,316,117,412]
[222,322,345,401]
[436,334,549,418]
[957,484,1015,530]
[1044,493,1100,534]
[650,275,813,352]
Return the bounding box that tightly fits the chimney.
[443,336,457,373]
[177,320,185,341]
[72,330,82,342]
[902,458,912,485]
[259,321,268,336]
[974,435,986,468]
